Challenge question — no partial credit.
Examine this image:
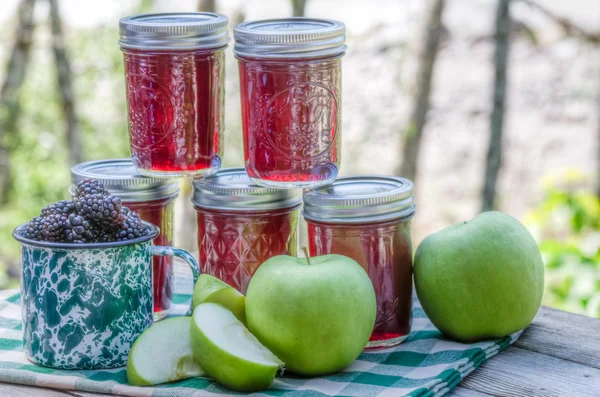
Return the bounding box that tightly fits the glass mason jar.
[118,13,229,178]
[71,159,180,321]
[192,168,301,294]
[303,176,416,349]
[233,18,346,189]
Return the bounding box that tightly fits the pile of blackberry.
[23,179,148,243]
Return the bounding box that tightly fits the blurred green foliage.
[524,170,600,318]
[0,24,129,287]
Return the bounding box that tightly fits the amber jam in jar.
[71,159,179,321]
[119,13,229,178]
[233,18,346,189]
[303,176,416,349]
[192,168,301,294]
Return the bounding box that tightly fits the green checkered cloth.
[0,268,520,397]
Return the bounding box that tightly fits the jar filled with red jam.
[303,176,416,349]
[71,159,180,321]
[119,13,229,177]
[192,168,301,294]
[233,18,346,189]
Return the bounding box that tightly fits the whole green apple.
[414,211,544,342]
[245,251,376,376]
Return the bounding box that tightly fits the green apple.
[191,302,283,392]
[414,211,544,342]
[245,250,376,376]
[192,274,246,324]
[127,317,204,386]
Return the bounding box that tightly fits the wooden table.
[1,306,599,397]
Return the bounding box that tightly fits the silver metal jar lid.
[119,13,229,50]
[302,176,416,224]
[71,159,180,203]
[192,168,302,211]
[233,18,346,59]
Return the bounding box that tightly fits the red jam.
[192,168,302,294]
[237,56,342,187]
[303,175,416,348]
[233,18,346,188]
[196,207,299,294]
[126,198,176,316]
[122,48,225,176]
[307,220,414,347]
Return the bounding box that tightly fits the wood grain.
[447,386,493,397]
[515,306,600,369]
[459,346,600,397]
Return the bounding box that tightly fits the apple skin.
[245,254,376,376]
[192,274,247,325]
[414,211,544,342]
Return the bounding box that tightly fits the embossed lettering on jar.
[234,18,346,188]
[192,168,301,294]
[119,13,229,177]
[303,176,416,349]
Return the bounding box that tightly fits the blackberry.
[63,214,94,243]
[74,179,108,199]
[22,215,66,242]
[114,210,148,241]
[41,200,75,217]
[22,217,46,241]
[74,193,123,228]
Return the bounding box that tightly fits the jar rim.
[71,159,180,202]
[302,175,416,223]
[192,167,302,211]
[233,17,346,59]
[119,12,230,50]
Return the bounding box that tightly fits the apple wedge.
[191,303,283,392]
[192,274,247,324]
[127,317,205,386]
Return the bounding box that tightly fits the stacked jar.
[71,159,180,321]
[118,12,229,178]
[113,13,417,349]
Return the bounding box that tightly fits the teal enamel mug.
[12,222,199,370]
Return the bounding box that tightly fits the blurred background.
[0,0,598,317]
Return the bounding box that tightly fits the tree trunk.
[198,0,216,12]
[397,0,445,182]
[49,0,83,167]
[481,0,511,212]
[0,0,36,204]
[291,0,308,17]
[597,94,600,198]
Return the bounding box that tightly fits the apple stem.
[301,246,312,265]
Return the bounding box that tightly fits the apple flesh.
[191,303,283,392]
[192,273,246,324]
[127,317,204,386]
[414,211,544,342]
[245,252,376,376]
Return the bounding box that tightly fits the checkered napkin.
[0,266,520,397]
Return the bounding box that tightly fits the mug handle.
[152,246,200,316]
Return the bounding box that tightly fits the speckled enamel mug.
[12,222,199,370]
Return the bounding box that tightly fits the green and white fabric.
[0,269,520,397]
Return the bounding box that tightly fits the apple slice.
[192,274,246,324]
[127,317,205,386]
[191,302,283,392]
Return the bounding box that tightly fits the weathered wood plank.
[459,346,600,397]
[515,306,600,369]
[447,386,493,397]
